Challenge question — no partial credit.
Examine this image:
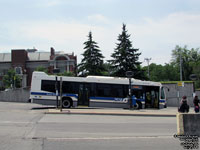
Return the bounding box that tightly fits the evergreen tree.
[78,31,105,76]
[109,24,142,78]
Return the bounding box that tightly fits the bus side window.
[96,83,111,97]
[132,90,143,99]
[111,84,124,98]
[90,83,95,97]
[62,81,79,94]
[41,80,56,93]
[123,85,129,97]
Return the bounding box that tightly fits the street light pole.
[179,54,183,81]
[126,71,133,109]
[144,58,151,79]
[60,77,63,112]
[129,78,132,109]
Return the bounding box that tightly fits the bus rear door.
[78,84,90,106]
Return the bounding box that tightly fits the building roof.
[28,52,50,61]
[0,50,75,62]
[0,53,11,62]
[28,52,74,61]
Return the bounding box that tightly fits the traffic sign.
[177,82,184,87]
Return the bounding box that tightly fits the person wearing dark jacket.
[179,96,189,113]
[193,96,199,113]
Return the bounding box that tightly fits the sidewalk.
[46,107,180,117]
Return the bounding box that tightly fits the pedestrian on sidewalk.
[193,96,199,113]
[178,96,189,113]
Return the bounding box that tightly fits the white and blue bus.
[30,71,166,109]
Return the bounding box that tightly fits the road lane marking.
[40,136,173,141]
[0,121,34,124]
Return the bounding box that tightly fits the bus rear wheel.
[62,98,72,108]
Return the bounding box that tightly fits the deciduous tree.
[3,69,21,88]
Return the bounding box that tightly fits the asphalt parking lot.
[0,102,185,150]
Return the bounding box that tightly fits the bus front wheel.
[62,98,72,108]
[135,101,142,109]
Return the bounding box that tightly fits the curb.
[45,110,176,117]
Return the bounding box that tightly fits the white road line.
[0,121,34,124]
[46,136,173,141]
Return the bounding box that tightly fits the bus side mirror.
[163,86,169,92]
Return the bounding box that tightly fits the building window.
[15,67,22,74]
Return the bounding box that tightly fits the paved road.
[0,102,184,150]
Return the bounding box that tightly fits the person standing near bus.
[132,95,136,108]
[179,96,189,113]
[193,96,199,113]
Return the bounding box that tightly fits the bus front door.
[78,84,89,106]
[145,86,159,109]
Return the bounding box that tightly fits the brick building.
[0,47,77,87]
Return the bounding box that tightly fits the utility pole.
[179,54,183,81]
[126,71,134,109]
[60,77,63,112]
[144,58,151,79]
[55,76,58,108]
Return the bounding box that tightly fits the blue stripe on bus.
[160,99,166,103]
[31,92,49,95]
[90,97,115,100]
[31,92,78,99]
[31,92,165,103]
[136,99,145,102]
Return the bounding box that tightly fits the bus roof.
[86,76,161,86]
[32,71,161,87]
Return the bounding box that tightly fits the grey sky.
[0,0,200,65]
